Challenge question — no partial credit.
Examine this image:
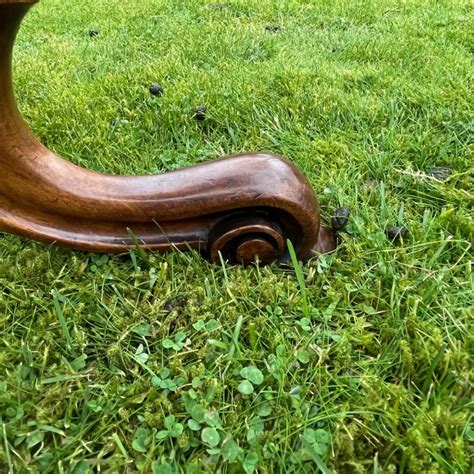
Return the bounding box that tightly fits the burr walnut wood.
[0,0,336,264]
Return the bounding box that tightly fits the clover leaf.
[240,366,264,385]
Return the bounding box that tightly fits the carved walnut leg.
[0,0,336,265]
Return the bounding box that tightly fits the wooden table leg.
[0,0,336,264]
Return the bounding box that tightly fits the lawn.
[1,0,473,472]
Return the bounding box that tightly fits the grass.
[1,0,473,472]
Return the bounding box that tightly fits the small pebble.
[386,226,409,242]
[265,24,282,33]
[428,167,452,181]
[194,105,207,121]
[332,207,350,231]
[89,29,100,38]
[149,83,164,97]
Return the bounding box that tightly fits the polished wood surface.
[0,0,336,264]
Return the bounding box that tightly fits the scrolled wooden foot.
[0,0,337,265]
